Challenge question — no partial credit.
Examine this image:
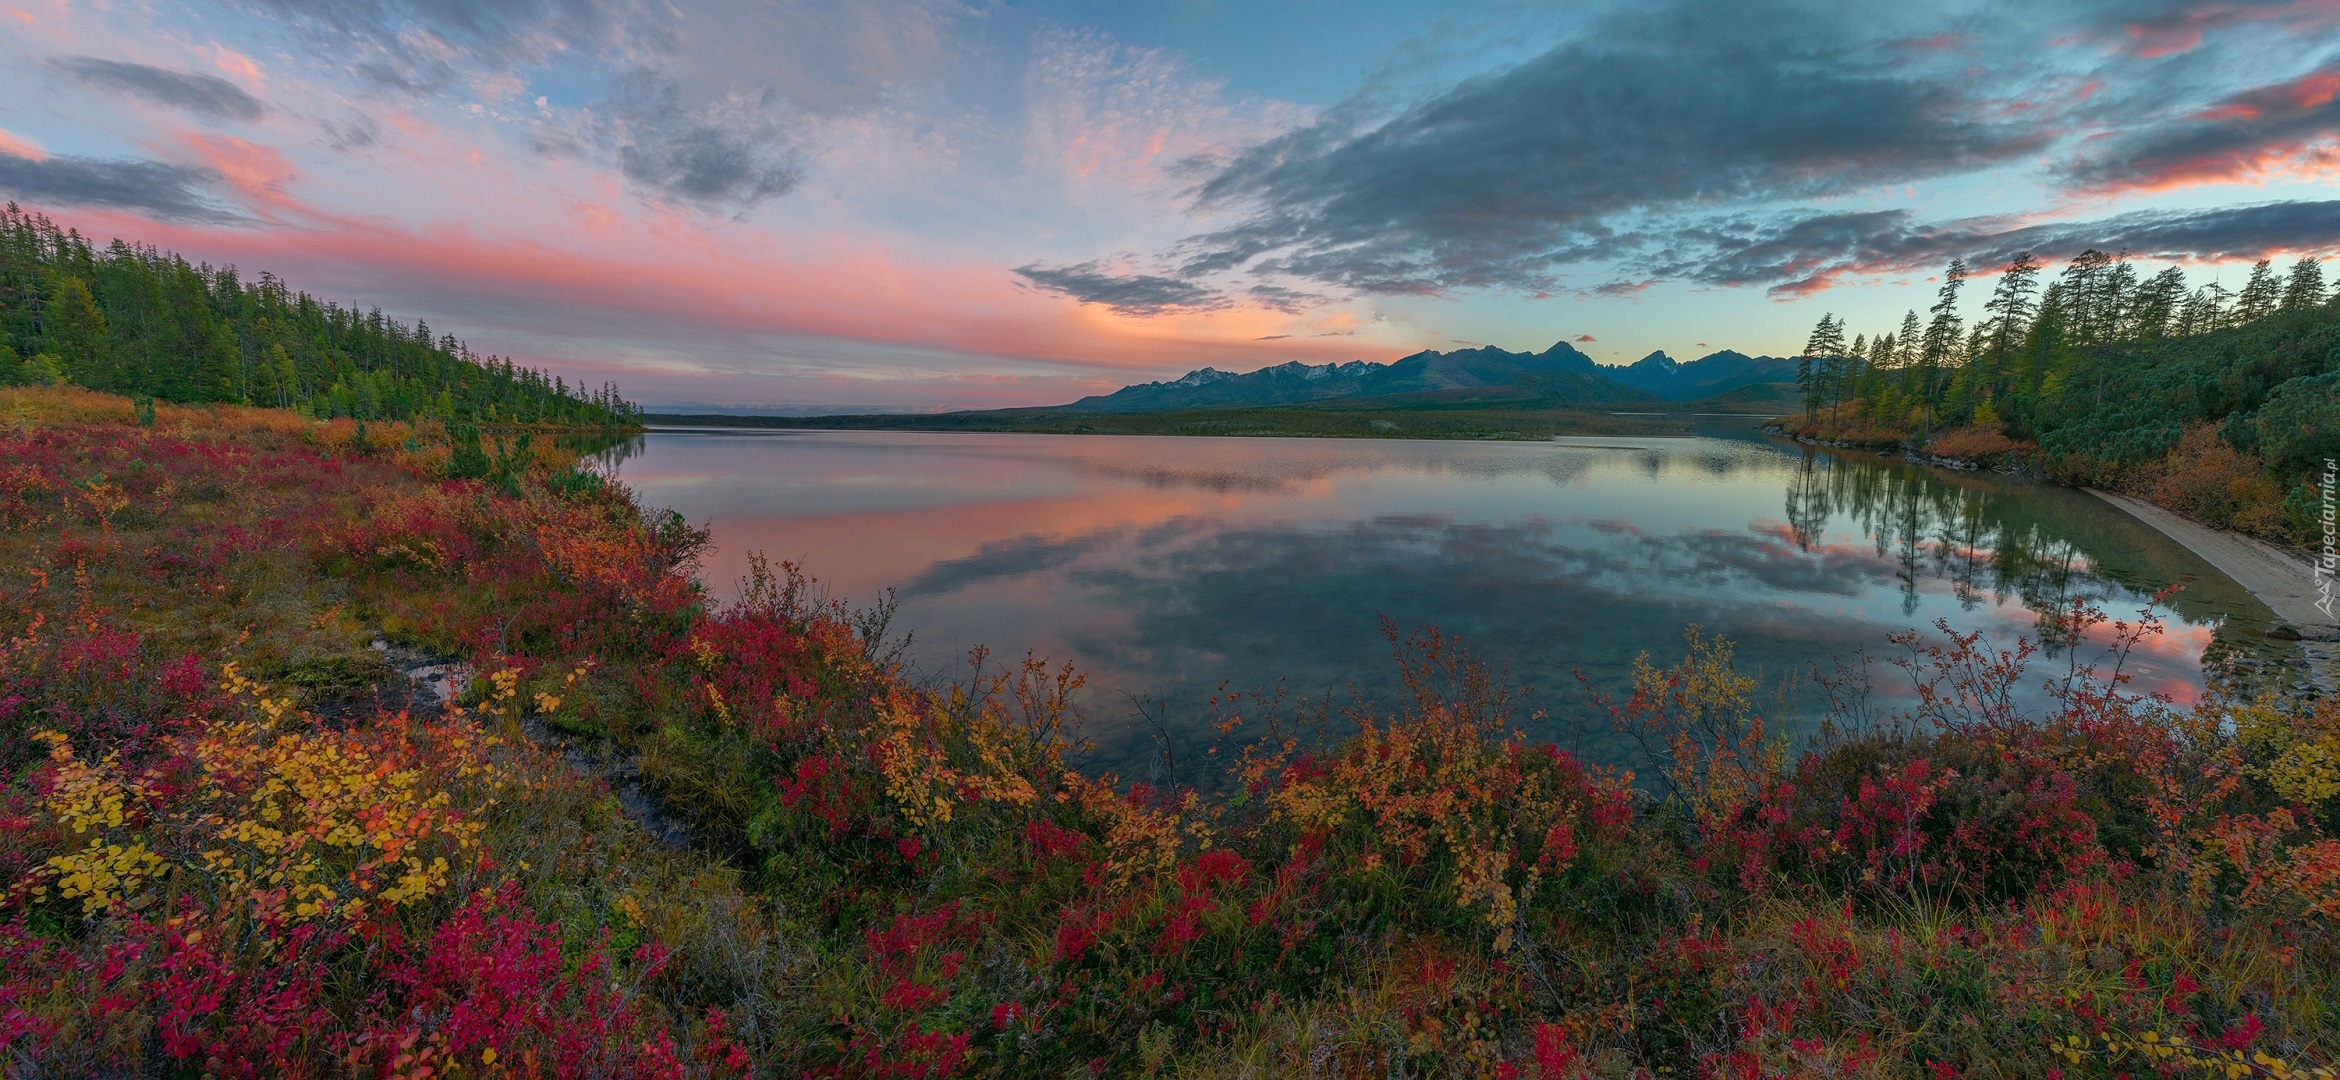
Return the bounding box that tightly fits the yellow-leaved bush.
[17,664,509,924]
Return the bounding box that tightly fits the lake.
[610,424,2280,780]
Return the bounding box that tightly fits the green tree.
[2057,250,2117,348]
[2235,259,2281,322]
[1916,259,1967,431]
[2254,372,2340,476]
[43,275,110,385]
[0,204,638,428]
[2177,282,2229,337]
[2129,266,2187,341]
[2280,255,2325,310]
[1894,310,1922,369]
[1978,252,2041,372]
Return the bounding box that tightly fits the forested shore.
[0,205,638,429]
[1786,251,2338,548]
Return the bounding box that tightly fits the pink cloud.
[2119,0,2340,58]
[0,129,43,161]
[23,112,1366,407]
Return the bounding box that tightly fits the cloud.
[1245,284,1328,314]
[46,56,268,122]
[237,0,649,91]
[1684,200,2340,295]
[0,130,43,161]
[1171,0,2056,296]
[1015,260,1229,316]
[0,153,241,222]
[2090,0,2340,58]
[321,114,381,151]
[2063,61,2340,194]
[605,70,803,213]
[1573,333,1596,342]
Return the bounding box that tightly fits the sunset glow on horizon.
[8,0,2340,411]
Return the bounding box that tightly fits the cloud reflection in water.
[618,429,2269,777]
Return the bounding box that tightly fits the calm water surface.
[610,425,2278,777]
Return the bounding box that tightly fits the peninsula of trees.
[1792,249,2340,544]
[0,205,638,428]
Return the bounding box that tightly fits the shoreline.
[2085,487,2337,694]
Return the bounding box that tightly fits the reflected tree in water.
[1786,450,2132,652]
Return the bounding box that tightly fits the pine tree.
[2017,282,2070,401]
[2058,250,2115,347]
[44,275,110,385]
[1802,312,1846,358]
[2177,282,2230,337]
[2235,259,2281,322]
[2281,255,2325,310]
[2099,255,2137,341]
[2129,266,2187,341]
[1914,259,1967,432]
[0,204,637,426]
[1979,252,2041,367]
[1836,332,1867,409]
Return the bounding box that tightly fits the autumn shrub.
[1923,421,2032,464]
[2133,423,2293,538]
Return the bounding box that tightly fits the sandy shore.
[2085,490,2331,632]
[2087,488,2335,693]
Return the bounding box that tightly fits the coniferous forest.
[0,205,639,428]
[1792,250,2340,545]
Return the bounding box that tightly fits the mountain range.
[1055,342,1797,413]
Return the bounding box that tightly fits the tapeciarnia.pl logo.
[2320,457,2336,620]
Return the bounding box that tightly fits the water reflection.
[614,428,2276,776]
[1779,448,2265,654]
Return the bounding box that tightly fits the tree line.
[1794,248,2339,490]
[0,204,640,428]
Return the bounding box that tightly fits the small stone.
[2268,623,2303,640]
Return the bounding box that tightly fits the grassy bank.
[3,385,2338,1077]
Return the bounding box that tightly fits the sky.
[4,0,2340,411]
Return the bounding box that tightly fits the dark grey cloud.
[1681,200,2340,295]
[1172,2,2055,296]
[47,56,266,122]
[1245,284,1330,314]
[321,114,381,151]
[605,71,803,213]
[1015,260,1229,316]
[0,154,240,222]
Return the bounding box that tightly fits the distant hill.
[1055,342,1796,413]
[1605,350,1800,401]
